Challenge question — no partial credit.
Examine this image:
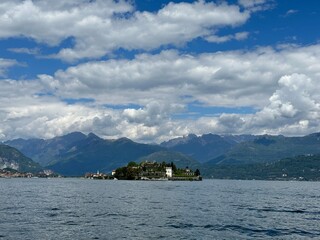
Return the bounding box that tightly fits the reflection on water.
[0,179,320,239]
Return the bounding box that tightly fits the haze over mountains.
[2,132,320,177]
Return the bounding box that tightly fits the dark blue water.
[0,179,320,239]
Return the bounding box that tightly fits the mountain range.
[205,133,320,165]
[202,154,320,181]
[3,132,320,177]
[6,132,164,176]
[161,133,255,163]
[0,144,41,173]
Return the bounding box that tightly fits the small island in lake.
[114,161,202,181]
[85,161,202,181]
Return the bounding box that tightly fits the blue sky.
[0,0,320,142]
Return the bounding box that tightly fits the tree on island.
[113,160,201,180]
[114,161,140,180]
[170,162,177,173]
[127,161,138,167]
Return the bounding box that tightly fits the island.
[85,161,202,181]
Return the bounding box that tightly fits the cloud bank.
[0,0,319,143]
[0,43,319,142]
[0,0,251,61]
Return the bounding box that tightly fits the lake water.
[0,179,320,239]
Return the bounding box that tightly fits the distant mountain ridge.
[6,132,197,176]
[139,150,200,170]
[205,133,320,166]
[202,154,320,180]
[0,144,42,173]
[5,131,320,178]
[5,132,88,166]
[47,133,165,176]
[161,133,255,163]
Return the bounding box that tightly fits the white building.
[165,167,173,178]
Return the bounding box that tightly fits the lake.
[0,178,320,239]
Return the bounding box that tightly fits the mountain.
[161,133,255,163]
[5,132,87,166]
[5,131,320,178]
[221,134,257,144]
[139,150,201,170]
[206,133,320,165]
[7,132,172,176]
[202,154,320,181]
[0,144,42,173]
[47,134,166,176]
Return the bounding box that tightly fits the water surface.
[0,179,320,239]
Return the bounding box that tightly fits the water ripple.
[1,178,320,239]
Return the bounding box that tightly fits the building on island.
[113,161,201,181]
[84,161,201,181]
[166,167,173,178]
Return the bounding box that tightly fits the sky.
[0,0,320,143]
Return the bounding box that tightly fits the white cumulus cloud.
[0,0,251,61]
[1,43,320,142]
[0,59,18,76]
